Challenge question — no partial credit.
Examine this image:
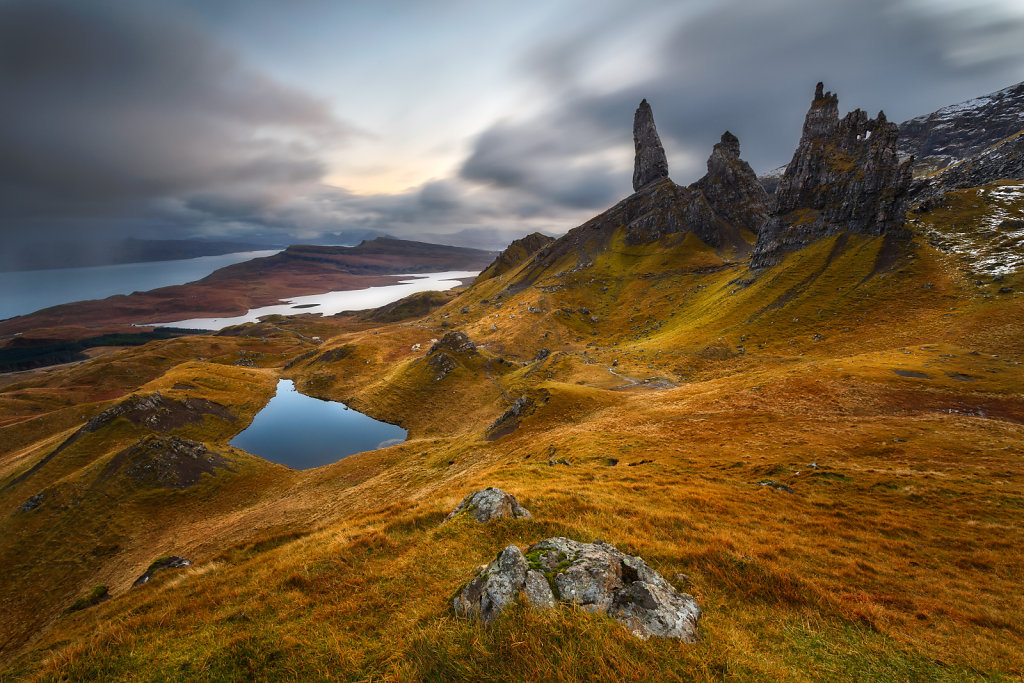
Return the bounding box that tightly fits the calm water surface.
[230,379,406,469]
[0,250,280,320]
[147,270,478,330]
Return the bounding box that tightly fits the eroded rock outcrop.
[485,395,535,440]
[133,556,192,587]
[633,99,669,191]
[445,487,532,523]
[453,538,701,641]
[425,331,479,381]
[100,436,231,489]
[752,83,913,268]
[691,131,770,235]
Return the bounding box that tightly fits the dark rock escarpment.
[133,556,193,587]
[3,392,235,491]
[453,538,701,641]
[445,487,532,523]
[633,99,670,191]
[485,395,535,440]
[691,131,771,235]
[752,83,913,268]
[912,132,1024,201]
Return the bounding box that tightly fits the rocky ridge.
[899,80,1024,176]
[475,233,556,283]
[751,83,913,268]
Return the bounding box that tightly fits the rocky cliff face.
[691,131,770,235]
[899,80,1024,176]
[633,99,669,191]
[751,83,913,268]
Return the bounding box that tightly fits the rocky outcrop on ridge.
[691,131,770,234]
[445,487,532,523]
[485,395,535,440]
[751,83,913,268]
[424,331,480,381]
[633,99,670,191]
[475,232,556,283]
[100,436,231,489]
[899,80,1024,176]
[453,538,701,641]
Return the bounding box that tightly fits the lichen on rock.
[445,487,532,523]
[454,538,701,641]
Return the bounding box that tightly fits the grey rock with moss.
[445,487,532,523]
[454,537,701,641]
[453,545,528,623]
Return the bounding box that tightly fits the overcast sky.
[3,0,1024,250]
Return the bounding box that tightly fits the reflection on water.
[146,270,478,330]
[230,379,406,470]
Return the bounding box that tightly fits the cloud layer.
[2,0,1024,252]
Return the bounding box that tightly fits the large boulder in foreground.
[453,538,701,641]
[445,487,532,523]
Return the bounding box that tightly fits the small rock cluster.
[453,537,701,641]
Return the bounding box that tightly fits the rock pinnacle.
[633,99,669,191]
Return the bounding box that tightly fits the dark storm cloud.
[462,0,1024,206]
[0,0,350,238]
[4,0,1024,253]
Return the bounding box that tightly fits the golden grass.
[2,209,1024,679]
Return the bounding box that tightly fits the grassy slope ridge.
[0,184,1023,680]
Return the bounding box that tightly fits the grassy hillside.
[1,186,1023,680]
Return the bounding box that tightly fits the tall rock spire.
[633,99,669,191]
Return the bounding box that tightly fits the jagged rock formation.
[899,80,1024,176]
[475,233,556,283]
[691,131,770,234]
[445,487,532,523]
[133,556,192,587]
[633,99,669,191]
[751,83,913,268]
[101,436,231,489]
[453,538,701,641]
